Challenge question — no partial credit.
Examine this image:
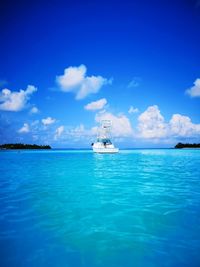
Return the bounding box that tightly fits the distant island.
[175,143,200,149]
[0,143,51,149]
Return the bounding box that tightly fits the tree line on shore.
[1,142,199,150]
[0,143,51,149]
[175,143,200,149]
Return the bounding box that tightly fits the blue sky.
[0,0,200,148]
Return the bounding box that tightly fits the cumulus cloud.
[56,65,111,99]
[137,105,200,140]
[95,111,133,137]
[128,106,139,114]
[42,117,56,125]
[0,85,37,111]
[54,125,64,140]
[30,106,39,114]
[169,114,200,137]
[137,105,167,139]
[70,124,86,137]
[186,78,200,97]
[84,98,107,111]
[53,124,94,144]
[18,123,30,133]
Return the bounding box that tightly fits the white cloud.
[18,123,30,133]
[42,117,56,125]
[57,65,86,90]
[84,98,107,111]
[53,124,94,144]
[0,85,37,111]
[137,105,200,140]
[56,65,111,99]
[137,105,167,139]
[30,106,39,114]
[95,111,133,137]
[54,125,64,140]
[70,124,86,137]
[169,114,200,137]
[186,78,200,97]
[51,115,133,144]
[128,106,139,114]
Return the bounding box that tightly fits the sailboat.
[91,120,119,153]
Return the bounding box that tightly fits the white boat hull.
[92,120,119,153]
[92,147,119,154]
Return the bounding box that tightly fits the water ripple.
[0,149,200,267]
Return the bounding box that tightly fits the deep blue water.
[0,149,200,267]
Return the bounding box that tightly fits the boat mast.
[98,120,112,139]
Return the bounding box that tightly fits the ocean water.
[0,149,200,267]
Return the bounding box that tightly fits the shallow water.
[0,149,200,267]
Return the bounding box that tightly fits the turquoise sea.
[0,149,200,267]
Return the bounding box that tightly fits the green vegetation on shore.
[0,143,51,149]
[175,143,200,149]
